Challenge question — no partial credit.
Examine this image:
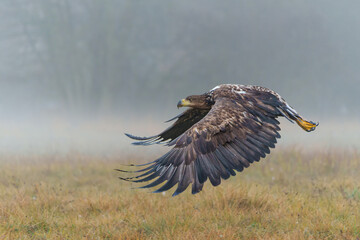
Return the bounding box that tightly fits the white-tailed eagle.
[119,84,318,196]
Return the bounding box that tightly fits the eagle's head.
[177,94,213,109]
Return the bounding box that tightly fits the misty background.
[0,0,359,155]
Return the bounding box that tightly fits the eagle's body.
[120,84,318,196]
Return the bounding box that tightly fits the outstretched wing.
[120,96,281,196]
[125,108,210,145]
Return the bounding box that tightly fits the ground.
[0,148,359,239]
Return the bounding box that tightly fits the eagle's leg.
[294,117,318,132]
[280,103,318,132]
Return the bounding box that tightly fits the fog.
[0,0,359,154]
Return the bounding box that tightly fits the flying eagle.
[119,84,318,196]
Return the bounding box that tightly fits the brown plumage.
[119,84,318,196]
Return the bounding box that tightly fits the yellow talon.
[295,118,318,132]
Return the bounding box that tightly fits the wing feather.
[125,108,210,145]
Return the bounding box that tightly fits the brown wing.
[125,108,210,145]
[120,97,281,196]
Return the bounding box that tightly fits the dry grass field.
[0,147,359,239]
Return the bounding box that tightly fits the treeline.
[1,0,358,116]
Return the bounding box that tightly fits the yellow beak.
[177,99,191,108]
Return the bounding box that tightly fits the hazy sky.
[0,1,359,154]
